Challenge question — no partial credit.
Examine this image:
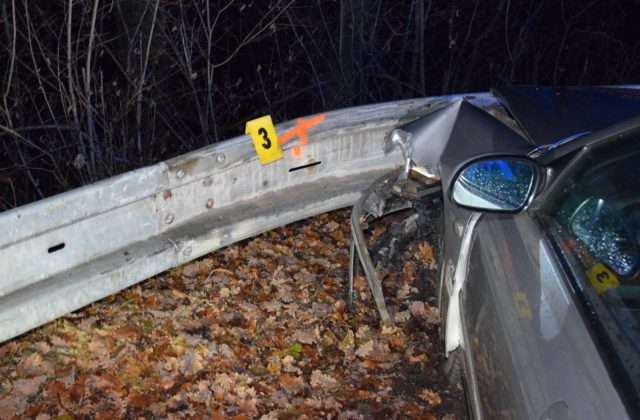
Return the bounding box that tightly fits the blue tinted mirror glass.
[452,159,535,211]
[570,197,639,276]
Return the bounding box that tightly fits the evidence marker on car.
[586,262,620,294]
[514,292,533,319]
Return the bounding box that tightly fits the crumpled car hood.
[392,99,532,190]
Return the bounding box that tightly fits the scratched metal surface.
[0,93,504,342]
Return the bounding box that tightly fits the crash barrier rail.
[0,93,502,342]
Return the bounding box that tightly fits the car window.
[540,133,640,407]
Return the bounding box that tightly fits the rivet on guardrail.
[183,247,192,257]
[202,176,213,187]
[176,169,186,179]
[205,198,214,209]
[165,214,175,224]
[217,154,225,163]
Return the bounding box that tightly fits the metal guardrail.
[0,93,501,342]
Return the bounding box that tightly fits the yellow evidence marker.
[586,262,619,294]
[246,115,284,165]
[514,292,532,319]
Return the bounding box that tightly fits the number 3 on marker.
[258,127,271,149]
[586,263,619,294]
[246,115,283,164]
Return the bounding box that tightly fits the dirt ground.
[0,209,467,419]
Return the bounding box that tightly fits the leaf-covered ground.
[0,209,467,419]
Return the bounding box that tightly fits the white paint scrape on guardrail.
[0,93,502,342]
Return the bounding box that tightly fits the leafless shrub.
[0,0,638,209]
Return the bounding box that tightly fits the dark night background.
[1,0,639,209]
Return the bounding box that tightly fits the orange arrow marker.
[279,114,326,158]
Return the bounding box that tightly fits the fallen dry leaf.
[339,329,355,357]
[396,283,418,300]
[310,370,339,390]
[0,395,25,417]
[332,300,348,321]
[355,340,374,359]
[238,395,259,417]
[17,352,54,377]
[409,301,440,325]
[418,388,442,406]
[325,221,340,232]
[416,241,438,270]
[279,373,305,394]
[13,375,47,398]
[385,332,405,351]
[356,325,372,340]
[394,310,411,323]
[293,327,316,345]
[178,348,203,376]
[360,359,380,370]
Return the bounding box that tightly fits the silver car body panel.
[463,213,627,419]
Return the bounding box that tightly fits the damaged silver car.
[349,86,640,419]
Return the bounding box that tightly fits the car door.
[459,137,640,418]
[463,212,630,419]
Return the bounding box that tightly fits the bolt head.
[217,154,225,163]
[205,198,214,209]
[165,214,175,224]
[176,169,186,179]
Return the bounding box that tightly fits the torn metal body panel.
[0,93,508,343]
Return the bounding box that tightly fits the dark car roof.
[492,85,640,146]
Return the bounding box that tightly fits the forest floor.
[0,209,467,419]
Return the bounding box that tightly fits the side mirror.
[451,158,537,212]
